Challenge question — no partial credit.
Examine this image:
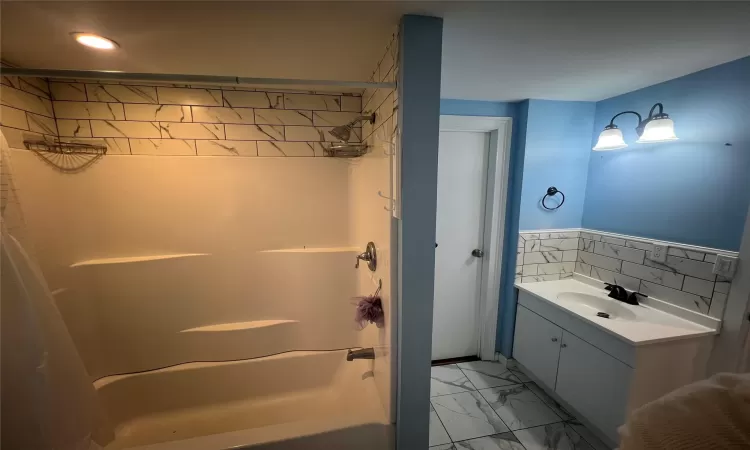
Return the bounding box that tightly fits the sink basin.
[556,292,638,321]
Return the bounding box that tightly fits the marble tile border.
[362,29,399,144]
[517,231,580,284]
[3,77,365,157]
[2,76,51,99]
[516,228,736,320]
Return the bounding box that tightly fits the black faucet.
[604,283,628,301]
[627,291,648,306]
[605,283,647,305]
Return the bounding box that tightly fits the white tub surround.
[1,29,400,450]
[354,28,399,423]
[513,277,715,446]
[97,350,391,450]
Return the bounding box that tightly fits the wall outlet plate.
[713,254,738,278]
[650,243,668,263]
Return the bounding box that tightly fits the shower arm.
[348,113,377,127]
[328,112,377,142]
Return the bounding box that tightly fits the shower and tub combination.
[1,32,400,450]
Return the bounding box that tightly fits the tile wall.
[361,30,398,145]
[516,230,736,319]
[1,75,363,156]
[516,231,580,284]
[0,76,58,144]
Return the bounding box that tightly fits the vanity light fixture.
[593,103,678,151]
[71,32,119,50]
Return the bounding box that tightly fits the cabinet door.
[556,331,633,444]
[513,305,563,389]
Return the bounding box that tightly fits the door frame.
[438,115,513,361]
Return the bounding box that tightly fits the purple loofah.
[353,295,385,329]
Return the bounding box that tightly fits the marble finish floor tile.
[480,385,561,431]
[430,444,457,450]
[526,382,574,420]
[565,421,613,450]
[508,367,532,383]
[454,432,526,450]
[457,361,521,389]
[432,391,510,442]
[430,411,452,447]
[431,364,477,397]
[513,423,594,450]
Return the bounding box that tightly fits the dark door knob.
[471,249,484,258]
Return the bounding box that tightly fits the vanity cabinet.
[556,331,633,440]
[514,304,632,441]
[513,305,562,389]
[513,290,713,445]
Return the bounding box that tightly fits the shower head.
[329,125,353,142]
[328,112,377,142]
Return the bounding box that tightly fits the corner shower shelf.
[179,320,299,333]
[70,253,209,268]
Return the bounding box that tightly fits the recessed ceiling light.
[71,32,118,50]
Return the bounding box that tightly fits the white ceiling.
[438,2,750,101]
[0,2,403,82]
[2,2,749,102]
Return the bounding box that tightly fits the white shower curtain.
[1,133,113,449]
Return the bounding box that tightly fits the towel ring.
[542,186,565,210]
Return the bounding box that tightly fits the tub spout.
[347,348,375,361]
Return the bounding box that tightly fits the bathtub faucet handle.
[355,252,370,268]
[355,242,377,271]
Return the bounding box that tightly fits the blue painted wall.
[519,100,595,230]
[397,15,443,450]
[445,58,750,358]
[583,57,750,250]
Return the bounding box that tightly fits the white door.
[432,130,490,360]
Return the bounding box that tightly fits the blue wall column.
[396,14,443,450]
[497,101,529,356]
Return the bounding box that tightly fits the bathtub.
[96,350,393,450]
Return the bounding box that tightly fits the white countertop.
[516,278,718,346]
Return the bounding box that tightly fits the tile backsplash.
[1,75,365,157]
[516,231,580,284]
[516,229,737,319]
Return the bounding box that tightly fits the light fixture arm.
[647,102,667,119]
[607,102,665,137]
[607,110,643,127]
